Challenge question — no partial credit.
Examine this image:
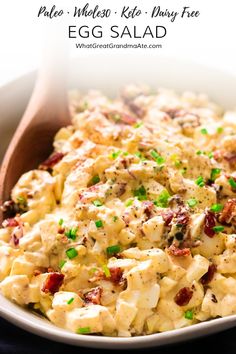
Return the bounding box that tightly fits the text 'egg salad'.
[1,85,236,337]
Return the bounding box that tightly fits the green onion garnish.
[210,204,223,213]
[58,218,64,226]
[125,199,133,207]
[135,152,146,161]
[150,150,165,165]
[210,168,221,182]
[91,175,100,185]
[106,245,121,255]
[217,127,223,134]
[93,200,103,207]
[154,190,170,208]
[213,226,225,233]
[77,327,91,334]
[229,177,236,190]
[134,122,143,128]
[208,152,213,159]
[67,298,74,305]
[66,248,78,259]
[113,216,118,222]
[181,167,187,175]
[59,260,66,269]
[17,196,27,205]
[187,198,198,208]
[65,227,78,241]
[200,128,208,135]
[133,185,147,201]
[95,220,103,228]
[184,310,194,320]
[102,265,111,278]
[196,150,202,155]
[110,150,122,159]
[195,176,205,187]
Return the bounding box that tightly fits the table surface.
[1,317,236,354]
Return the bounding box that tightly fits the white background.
[0,0,236,86]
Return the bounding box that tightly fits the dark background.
[1,317,236,354]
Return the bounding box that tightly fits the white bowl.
[1,56,236,348]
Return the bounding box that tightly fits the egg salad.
[1,85,236,337]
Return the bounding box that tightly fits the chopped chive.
[93,200,103,207]
[195,176,205,187]
[154,190,170,208]
[134,122,143,128]
[217,127,223,134]
[66,248,78,259]
[91,175,100,185]
[106,245,121,255]
[174,160,181,168]
[229,177,236,190]
[208,152,213,159]
[184,310,194,320]
[102,264,111,277]
[213,225,225,233]
[125,199,133,207]
[67,298,74,305]
[113,216,118,222]
[110,150,122,159]
[210,204,223,213]
[200,128,208,135]
[133,185,147,201]
[210,168,221,182]
[59,260,66,269]
[65,227,78,241]
[58,218,64,226]
[187,198,198,208]
[95,220,103,228]
[17,196,27,205]
[135,152,146,161]
[77,327,91,334]
[150,150,165,165]
[196,150,202,155]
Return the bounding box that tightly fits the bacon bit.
[126,101,145,118]
[58,227,65,234]
[224,152,236,166]
[174,287,193,306]
[213,150,224,161]
[120,113,137,125]
[2,218,19,228]
[108,267,123,285]
[104,111,137,125]
[201,264,217,285]
[34,270,42,277]
[204,210,216,237]
[175,208,190,226]
[39,152,64,170]
[115,183,127,197]
[11,234,19,246]
[168,244,191,257]
[84,286,102,305]
[143,201,154,220]
[41,273,64,294]
[10,225,24,246]
[122,212,131,226]
[161,210,174,226]
[219,199,236,224]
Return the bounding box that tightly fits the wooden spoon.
[0,52,71,223]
